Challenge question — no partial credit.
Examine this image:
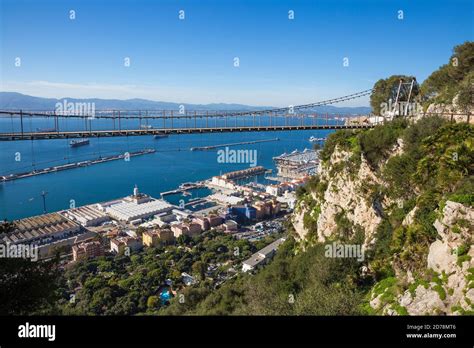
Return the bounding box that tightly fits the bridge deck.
[0,124,375,140]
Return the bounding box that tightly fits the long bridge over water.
[0,119,378,141]
[0,90,377,140]
[0,89,470,140]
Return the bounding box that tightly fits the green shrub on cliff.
[421,41,474,110]
[359,118,408,168]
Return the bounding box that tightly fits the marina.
[160,182,205,196]
[0,129,333,220]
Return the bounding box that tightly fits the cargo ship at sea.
[154,133,168,139]
[36,127,57,132]
[69,139,90,147]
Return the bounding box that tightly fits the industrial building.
[63,205,109,227]
[105,196,173,223]
[96,185,175,223]
[0,213,81,246]
[138,212,177,229]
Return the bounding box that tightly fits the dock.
[190,138,279,151]
[1,149,156,182]
[160,182,204,196]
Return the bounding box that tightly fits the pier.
[190,138,280,151]
[1,149,156,182]
[160,182,204,196]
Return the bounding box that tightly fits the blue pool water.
[160,289,171,304]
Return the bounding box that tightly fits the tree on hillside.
[0,221,61,315]
[192,260,206,280]
[421,41,474,110]
[370,75,419,115]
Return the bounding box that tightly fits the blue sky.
[0,0,472,106]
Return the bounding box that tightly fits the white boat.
[309,136,326,142]
[70,139,90,147]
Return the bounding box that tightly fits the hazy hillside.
[0,92,372,114]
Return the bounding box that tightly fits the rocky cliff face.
[370,201,473,315]
[317,148,381,247]
[293,138,403,247]
[292,118,473,315]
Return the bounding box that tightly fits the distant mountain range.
[0,92,371,114]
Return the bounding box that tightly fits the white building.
[211,176,236,190]
[242,238,286,272]
[106,198,173,222]
[181,272,198,286]
[265,185,282,197]
[139,212,177,229]
[63,205,110,227]
[277,192,297,210]
[208,193,244,205]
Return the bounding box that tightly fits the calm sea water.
[0,115,336,220]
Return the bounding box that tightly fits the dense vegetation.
[160,118,472,316]
[284,114,472,315]
[57,230,279,315]
[160,237,367,315]
[0,222,61,315]
[370,42,473,114]
[420,42,474,111]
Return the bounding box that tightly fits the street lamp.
[41,191,48,214]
